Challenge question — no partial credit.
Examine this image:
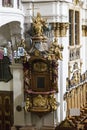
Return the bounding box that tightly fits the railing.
[64,72,87,129]
[66,70,87,90]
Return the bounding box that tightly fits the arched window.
[69,10,80,46]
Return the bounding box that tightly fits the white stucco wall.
[0,8,24,27]
[11,63,25,126]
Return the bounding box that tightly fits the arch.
[0,21,22,46]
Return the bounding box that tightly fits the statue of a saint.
[32,12,47,36]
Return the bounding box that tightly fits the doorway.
[0,91,13,130]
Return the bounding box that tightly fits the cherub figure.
[49,94,57,110]
[25,97,32,112]
[32,12,47,36]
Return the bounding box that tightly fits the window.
[69,10,74,46]
[75,11,80,45]
[69,10,80,46]
[2,0,12,7]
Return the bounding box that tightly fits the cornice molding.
[21,0,59,3]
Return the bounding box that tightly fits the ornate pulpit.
[23,12,63,116]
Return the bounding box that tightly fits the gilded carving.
[32,12,47,37]
[33,95,48,107]
[25,97,32,112]
[49,94,57,110]
[48,38,63,61]
[23,13,62,115]
[25,94,58,112]
[53,23,69,37]
[33,62,48,72]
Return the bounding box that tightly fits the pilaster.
[11,63,25,125]
[13,0,17,8]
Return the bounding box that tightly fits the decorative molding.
[10,63,23,69]
[25,94,58,115]
[51,22,69,37]
[21,0,61,3]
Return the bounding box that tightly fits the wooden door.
[0,91,13,130]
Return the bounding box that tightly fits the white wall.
[11,63,25,125]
